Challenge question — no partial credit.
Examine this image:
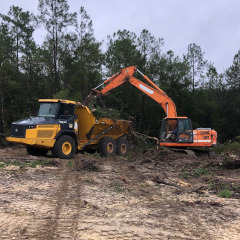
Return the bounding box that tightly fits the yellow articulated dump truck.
[6,99,131,159]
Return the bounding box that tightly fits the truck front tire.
[53,135,76,159]
[98,137,116,157]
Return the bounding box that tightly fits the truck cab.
[7,99,78,158]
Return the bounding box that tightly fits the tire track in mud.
[32,161,82,240]
[0,153,82,240]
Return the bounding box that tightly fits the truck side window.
[58,104,74,119]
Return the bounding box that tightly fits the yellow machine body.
[7,124,60,149]
[7,99,131,153]
[76,105,131,150]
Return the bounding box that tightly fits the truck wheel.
[98,137,116,157]
[53,135,76,159]
[116,138,129,157]
[26,146,48,156]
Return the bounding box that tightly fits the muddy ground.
[0,146,239,240]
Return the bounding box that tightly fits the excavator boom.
[92,66,177,118]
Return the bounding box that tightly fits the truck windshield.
[38,103,59,117]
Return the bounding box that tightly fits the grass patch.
[125,155,133,162]
[181,167,214,179]
[84,152,101,159]
[29,159,52,168]
[0,163,5,168]
[208,180,239,198]
[217,189,233,198]
[67,160,74,168]
[0,158,57,168]
[84,178,96,185]
[192,167,214,178]
[110,182,125,193]
[181,171,191,180]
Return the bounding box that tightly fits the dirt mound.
[143,148,185,161]
[221,158,240,170]
[74,156,101,172]
[134,148,202,169]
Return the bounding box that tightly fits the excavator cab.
[160,117,193,144]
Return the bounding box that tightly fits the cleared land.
[0,146,239,240]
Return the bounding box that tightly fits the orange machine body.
[89,66,217,148]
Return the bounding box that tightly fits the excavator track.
[170,147,215,157]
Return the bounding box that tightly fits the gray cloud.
[1,0,240,73]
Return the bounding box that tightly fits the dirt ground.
[0,146,240,240]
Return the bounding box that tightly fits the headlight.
[26,125,37,129]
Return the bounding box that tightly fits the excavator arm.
[91,66,177,118]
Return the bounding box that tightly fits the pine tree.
[185,43,208,92]
[226,50,240,89]
[137,29,164,131]
[38,0,77,94]
[70,6,103,99]
[0,7,37,134]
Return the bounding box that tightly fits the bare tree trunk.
[16,32,19,80]
[0,86,5,134]
[140,95,146,132]
[53,25,58,94]
[192,62,195,93]
[54,26,59,93]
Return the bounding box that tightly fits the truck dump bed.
[76,105,131,150]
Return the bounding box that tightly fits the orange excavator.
[86,66,217,148]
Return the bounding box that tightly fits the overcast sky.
[1,0,240,73]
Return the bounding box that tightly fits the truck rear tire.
[116,138,129,157]
[26,146,48,156]
[52,135,76,159]
[98,137,116,157]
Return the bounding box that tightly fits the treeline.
[0,0,239,143]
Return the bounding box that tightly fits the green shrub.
[217,189,233,198]
[235,136,240,142]
[67,160,74,168]
[192,167,213,178]
[181,167,213,179]
[127,133,156,153]
[214,142,240,155]
[125,155,133,162]
[93,106,122,120]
